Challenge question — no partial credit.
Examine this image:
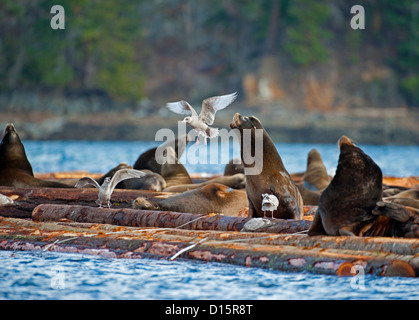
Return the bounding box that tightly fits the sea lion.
[133,134,191,174]
[224,158,244,176]
[0,123,73,188]
[160,147,194,187]
[163,173,245,193]
[296,184,321,205]
[308,136,414,237]
[303,149,330,191]
[160,147,245,192]
[230,113,304,220]
[97,163,166,191]
[122,170,167,192]
[132,183,248,216]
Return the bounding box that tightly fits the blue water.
[1,251,418,300]
[24,140,419,177]
[1,140,418,300]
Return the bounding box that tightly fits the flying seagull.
[261,193,279,219]
[75,169,146,208]
[166,92,238,145]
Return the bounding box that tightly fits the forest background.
[0,0,418,144]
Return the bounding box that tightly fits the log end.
[383,260,416,278]
[336,262,354,277]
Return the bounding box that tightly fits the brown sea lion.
[163,173,245,193]
[133,134,191,174]
[0,123,73,188]
[224,158,244,176]
[160,147,194,187]
[308,136,414,237]
[132,183,248,216]
[303,149,330,191]
[96,163,166,191]
[121,170,167,192]
[160,147,245,192]
[230,113,303,220]
[296,184,321,205]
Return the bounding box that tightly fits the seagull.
[75,169,146,208]
[166,92,238,145]
[261,193,279,219]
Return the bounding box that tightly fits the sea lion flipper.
[338,226,357,237]
[307,211,327,236]
[372,201,410,223]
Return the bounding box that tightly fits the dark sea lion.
[0,123,72,188]
[303,149,330,191]
[308,136,414,237]
[121,169,166,191]
[160,147,194,187]
[224,158,244,176]
[96,163,133,186]
[133,183,248,216]
[133,134,191,174]
[296,184,321,205]
[230,113,303,219]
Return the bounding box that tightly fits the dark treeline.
[0,0,418,111]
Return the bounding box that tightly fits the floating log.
[0,187,167,218]
[32,204,312,233]
[0,217,415,277]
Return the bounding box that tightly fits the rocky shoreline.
[1,105,418,145]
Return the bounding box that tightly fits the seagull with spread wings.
[166,92,238,145]
[75,169,146,208]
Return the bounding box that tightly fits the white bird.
[261,193,279,219]
[75,169,146,208]
[166,92,238,145]
[0,193,14,206]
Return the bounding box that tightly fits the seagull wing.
[75,177,101,189]
[199,92,237,125]
[166,100,199,118]
[109,169,147,193]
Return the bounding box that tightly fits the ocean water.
[1,140,418,300]
[24,140,419,177]
[1,251,418,300]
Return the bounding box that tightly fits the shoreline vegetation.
[1,2,418,144]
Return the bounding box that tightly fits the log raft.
[0,216,416,278]
[0,173,418,278]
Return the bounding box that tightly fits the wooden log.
[0,217,415,277]
[0,187,167,218]
[31,204,312,233]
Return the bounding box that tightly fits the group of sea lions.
[1,109,418,238]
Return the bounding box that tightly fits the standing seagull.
[166,92,238,145]
[75,169,146,208]
[261,193,279,219]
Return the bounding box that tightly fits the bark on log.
[0,217,415,277]
[32,204,311,233]
[0,187,167,218]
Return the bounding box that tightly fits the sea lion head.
[307,148,322,164]
[0,123,33,175]
[132,197,160,210]
[230,113,263,131]
[333,135,382,194]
